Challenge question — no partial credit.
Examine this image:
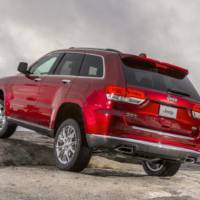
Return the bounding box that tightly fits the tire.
[0,100,17,138]
[142,159,181,177]
[54,118,91,172]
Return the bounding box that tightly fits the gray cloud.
[0,0,200,90]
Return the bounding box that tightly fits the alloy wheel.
[56,125,78,165]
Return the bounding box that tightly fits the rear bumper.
[86,134,200,161]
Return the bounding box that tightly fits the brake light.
[127,88,145,99]
[105,85,146,105]
[156,63,168,70]
[192,104,200,119]
[105,86,126,96]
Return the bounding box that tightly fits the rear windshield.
[123,64,200,101]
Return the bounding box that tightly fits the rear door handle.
[34,78,42,82]
[62,79,71,84]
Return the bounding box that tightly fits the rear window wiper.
[167,88,190,97]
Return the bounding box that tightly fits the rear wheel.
[0,100,17,138]
[142,159,181,177]
[54,118,91,172]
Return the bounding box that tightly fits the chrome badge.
[167,96,177,103]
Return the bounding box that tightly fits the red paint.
[0,48,199,154]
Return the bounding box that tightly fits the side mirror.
[17,62,28,74]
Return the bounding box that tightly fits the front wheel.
[54,119,91,172]
[0,100,17,138]
[142,159,181,177]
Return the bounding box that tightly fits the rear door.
[122,59,200,139]
[36,52,85,127]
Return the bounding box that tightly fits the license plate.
[159,105,177,119]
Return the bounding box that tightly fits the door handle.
[62,79,71,84]
[34,78,42,82]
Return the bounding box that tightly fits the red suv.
[0,47,200,176]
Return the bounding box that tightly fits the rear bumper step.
[86,134,200,160]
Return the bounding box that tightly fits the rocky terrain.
[0,131,200,200]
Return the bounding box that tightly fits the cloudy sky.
[0,0,200,90]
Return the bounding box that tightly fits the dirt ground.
[0,131,200,200]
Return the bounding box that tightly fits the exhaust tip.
[185,157,196,164]
[115,145,135,155]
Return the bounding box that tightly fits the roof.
[51,47,188,77]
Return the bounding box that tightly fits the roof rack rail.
[105,48,121,53]
[69,47,120,53]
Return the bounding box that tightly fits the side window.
[80,55,103,77]
[30,54,60,75]
[56,53,84,75]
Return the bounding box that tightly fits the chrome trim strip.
[132,125,193,140]
[90,134,200,155]
[106,94,145,105]
[7,117,52,132]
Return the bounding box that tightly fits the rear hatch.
[121,54,200,139]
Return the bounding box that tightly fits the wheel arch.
[52,102,86,138]
[0,89,4,100]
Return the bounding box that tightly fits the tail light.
[192,104,200,119]
[105,85,146,105]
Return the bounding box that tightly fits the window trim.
[52,51,105,79]
[54,52,85,76]
[28,53,64,76]
[79,54,104,78]
[27,51,106,79]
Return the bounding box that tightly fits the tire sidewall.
[54,119,82,170]
[142,160,181,176]
[143,160,167,176]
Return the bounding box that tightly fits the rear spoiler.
[120,54,188,79]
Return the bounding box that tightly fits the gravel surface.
[0,131,199,200]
